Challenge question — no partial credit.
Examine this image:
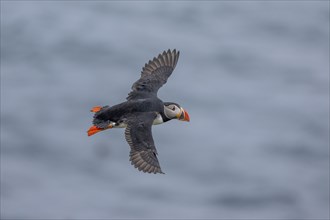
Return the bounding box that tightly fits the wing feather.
[167,49,173,66]
[163,50,169,66]
[124,112,164,174]
[127,49,180,100]
[158,53,165,66]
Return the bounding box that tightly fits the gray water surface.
[1,2,329,219]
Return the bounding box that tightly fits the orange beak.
[178,108,190,122]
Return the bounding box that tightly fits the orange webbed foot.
[87,124,113,136]
[90,106,102,113]
[87,125,103,136]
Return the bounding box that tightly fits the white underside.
[152,113,164,125]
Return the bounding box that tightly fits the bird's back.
[93,98,163,127]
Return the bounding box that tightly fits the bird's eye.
[172,106,176,111]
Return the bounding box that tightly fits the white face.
[164,104,181,119]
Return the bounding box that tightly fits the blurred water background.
[1,1,329,219]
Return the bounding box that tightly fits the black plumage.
[88,49,188,174]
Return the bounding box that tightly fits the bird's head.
[163,102,190,122]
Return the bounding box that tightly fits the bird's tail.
[88,105,112,136]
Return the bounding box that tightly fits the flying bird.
[87,49,190,174]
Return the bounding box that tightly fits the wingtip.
[130,156,165,174]
[152,169,165,174]
[165,48,179,54]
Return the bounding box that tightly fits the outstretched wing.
[124,112,164,174]
[127,49,180,100]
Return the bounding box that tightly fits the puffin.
[87,49,190,174]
